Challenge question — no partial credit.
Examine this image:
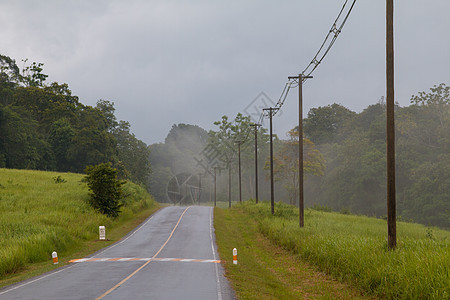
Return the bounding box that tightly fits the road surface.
[0,206,234,299]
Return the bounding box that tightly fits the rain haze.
[1,0,448,144]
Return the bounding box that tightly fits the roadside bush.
[84,163,125,217]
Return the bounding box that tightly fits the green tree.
[208,113,253,165]
[0,104,54,169]
[96,99,118,131]
[0,54,21,85]
[411,83,449,129]
[113,120,151,184]
[84,163,124,218]
[21,60,48,87]
[0,55,21,106]
[49,118,75,171]
[67,106,117,172]
[395,84,450,227]
[304,103,355,144]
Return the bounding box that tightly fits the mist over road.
[0,206,234,299]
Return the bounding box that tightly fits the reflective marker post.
[99,226,106,240]
[52,251,58,264]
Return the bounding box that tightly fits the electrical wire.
[266,0,357,119]
[301,0,356,79]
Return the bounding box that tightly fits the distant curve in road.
[0,206,235,300]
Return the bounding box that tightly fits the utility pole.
[198,173,202,204]
[288,74,312,227]
[386,0,396,250]
[250,123,261,203]
[214,167,217,207]
[263,107,277,215]
[228,158,232,208]
[237,141,242,203]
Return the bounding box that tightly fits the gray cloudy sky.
[1,0,449,144]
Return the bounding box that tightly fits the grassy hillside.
[0,168,157,279]
[216,201,449,299]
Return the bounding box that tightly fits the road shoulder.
[214,207,373,299]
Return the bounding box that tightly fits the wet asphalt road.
[0,206,234,300]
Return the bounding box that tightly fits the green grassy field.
[216,201,449,299]
[0,168,158,281]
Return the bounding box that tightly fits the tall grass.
[238,200,449,299]
[0,168,155,278]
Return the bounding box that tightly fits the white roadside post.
[233,248,237,265]
[52,251,58,264]
[99,226,106,240]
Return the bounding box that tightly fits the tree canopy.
[0,54,150,188]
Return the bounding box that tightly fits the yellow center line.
[96,206,191,300]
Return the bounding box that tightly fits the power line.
[269,0,357,117]
[301,0,357,79]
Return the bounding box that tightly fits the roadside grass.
[214,206,370,299]
[226,200,449,299]
[0,168,159,287]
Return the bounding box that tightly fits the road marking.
[95,206,191,300]
[0,264,77,296]
[69,257,221,263]
[210,207,223,300]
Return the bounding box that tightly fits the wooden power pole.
[263,107,277,215]
[386,0,396,250]
[250,123,261,204]
[237,141,242,203]
[214,167,217,207]
[228,159,232,208]
[288,75,312,227]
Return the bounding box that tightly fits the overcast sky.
[1,0,449,144]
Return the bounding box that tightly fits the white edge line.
[210,207,223,300]
[210,207,217,260]
[0,264,76,296]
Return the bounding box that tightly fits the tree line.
[0,54,150,185]
[303,84,449,228]
[148,84,448,229]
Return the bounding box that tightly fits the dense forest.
[0,54,150,185]
[303,85,449,228]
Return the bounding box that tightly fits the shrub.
[84,163,125,217]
